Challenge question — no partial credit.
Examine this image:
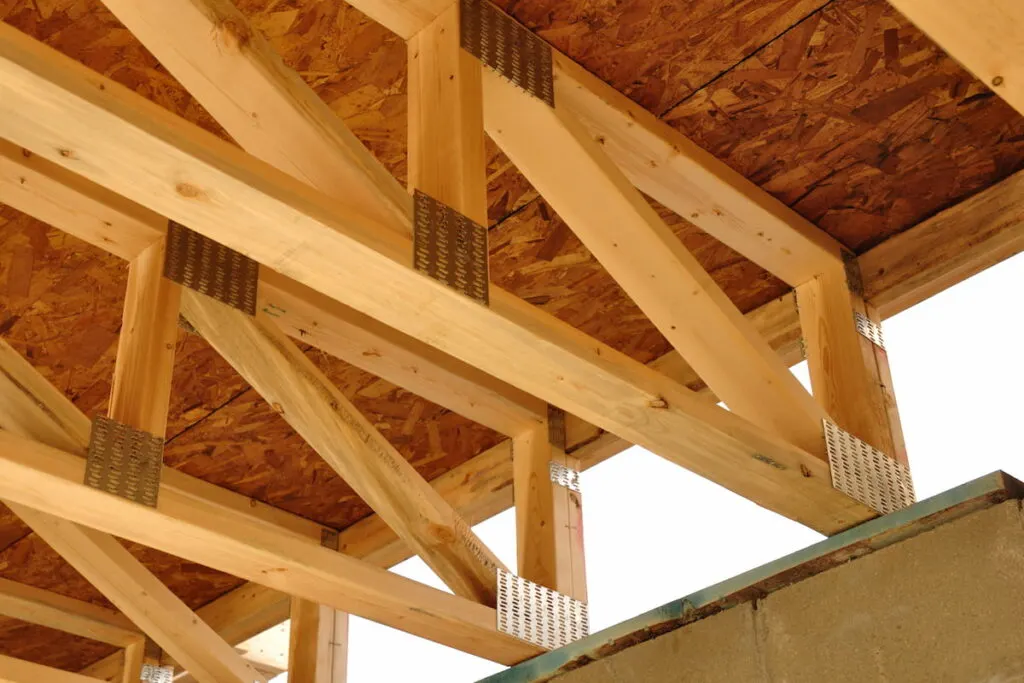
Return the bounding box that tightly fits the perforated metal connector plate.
[549,461,581,493]
[140,663,174,683]
[413,190,490,305]
[854,311,885,348]
[164,220,259,315]
[496,568,588,650]
[824,419,914,515]
[85,416,163,507]
[547,405,566,451]
[460,0,554,106]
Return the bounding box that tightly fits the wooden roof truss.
[0,0,1019,679]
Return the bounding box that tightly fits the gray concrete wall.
[556,500,1024,683]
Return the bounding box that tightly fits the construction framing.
[0,0,1020,680]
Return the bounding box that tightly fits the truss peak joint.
[164,220,259,315]
[853,312,885,349]
[824,419,914,516]
[496,568,588,650]
[413,190,490,305]
[84,415,163,508]
[459,0,554,107]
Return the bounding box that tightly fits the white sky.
[266,253,1023,682]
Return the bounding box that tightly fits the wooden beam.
[0,340,537,664]
[512,416,586,600]
[121,639,144,683]
[7,505,269,683]
[0,577,140,647]
[108,235,180,436]
[0,21,868,534]
[0,138,543,439]
[335,0,846,285]
[0,654,100,683]
[407,1,488,223]
[77,183,1016,672]
[796,263,907,463]
[483,67,829,458]
[96,0,410,233]
[885,0,1024,116]
[289,599,348,683]
[180,290,506,605]
[0,430,542,665]
[860,170,1024,319]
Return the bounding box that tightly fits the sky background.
[261,252,1023,682]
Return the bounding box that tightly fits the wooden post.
[289,599,348,683]
[796,261,908,465]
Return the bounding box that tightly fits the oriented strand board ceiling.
[0,0,1021,671]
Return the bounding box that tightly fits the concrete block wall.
[555,500,1024,683]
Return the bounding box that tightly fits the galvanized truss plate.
[140,664,174,683]
[85,416,163,508]
[854,311,885,349]
[164,220,259,315]
[547,405,566,451]
[320,527,340,551]
[548,461,581,493]
[824,419,915,515]
[413,190,490,305]
[496,568,588,650]
[460,0,554,107]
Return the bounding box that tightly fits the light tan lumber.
[512,419,586,601]
[0,576,140,647]
[407,1,488,223]
[551,53,845,286]
[289,599,348,683]
[885,0,1024,116]
[0,431,542,665]
[0,654,100,683]
[796,264,906,462]
[483,67,829,458]
[338,0,846,285]
[96,0,409,233]
[0,138,542,440]
[84,584,292,682]
[0,138,163,260]
[8,505,269,683]
[121,639,145,683]
[0,21,868,534]
[180,290,505,605]
[860,170,1024,319]
[108,236,181,436]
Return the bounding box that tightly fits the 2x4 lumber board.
[0,431,543,665]
[512,425,586,601]
[96,0,410,234]
[885,0,1024,116]
[108,236,181,436]
[796,263,907,463]
[0,654,100,683]
[407,1,488,224]
[860,170,1024,319]
[483,69,829,458]
[121,639,144,683]
[7,505,269,683]
[337,0,846,285]
[0,139,543,439]
[0,576,141,647]
[0,22,869,535]
[289,599,348,683]
[180,290,506,605]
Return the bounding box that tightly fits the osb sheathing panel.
[663,0,1024,251]
[0,617,117,673]
[0,0,1022,672]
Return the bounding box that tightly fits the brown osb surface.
[0,0,1023,673]
[0,617,117,672]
